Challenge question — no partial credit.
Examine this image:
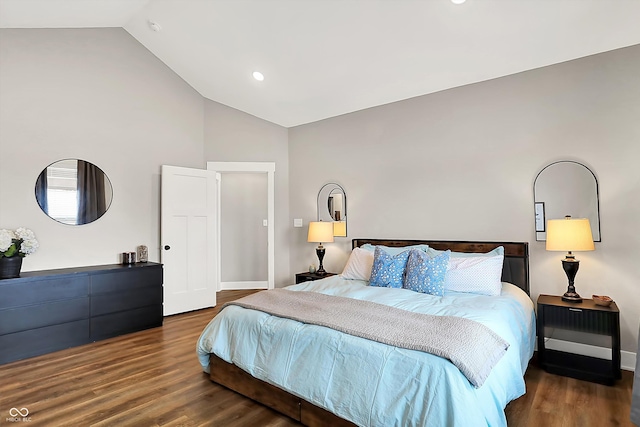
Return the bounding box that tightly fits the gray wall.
[0,28,204,269]
[0,28,291,287]
[288,44,640,355]
[219,172,268,282]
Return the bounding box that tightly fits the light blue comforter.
[196,276,535,427]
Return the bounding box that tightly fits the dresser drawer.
[91,285,162,316]
[0,297,90,335]
[0,319,90,364]
[542,304,613,335]
[91,305,162,340]
[0,274,89,309]
[91,267,163,294]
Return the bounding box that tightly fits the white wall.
[288,44,640,354]
[0,28,204,270]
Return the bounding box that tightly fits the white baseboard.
[220,281,268,290]
[622,350,636,371]
[541,338,636,372]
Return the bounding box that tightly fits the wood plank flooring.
[0,290,634,426]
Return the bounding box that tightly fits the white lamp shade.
[546,217,595,252]
[333,221,347,237]
[307,221,334,243]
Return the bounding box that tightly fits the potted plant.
[0,227,39,279]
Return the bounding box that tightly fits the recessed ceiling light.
[451,0,466,4]
[148,20,162,32]
[252,71,265,81]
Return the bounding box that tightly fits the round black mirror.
[35,159,113,225]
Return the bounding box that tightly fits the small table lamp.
[307,221,334,274]
[546,216,595,302]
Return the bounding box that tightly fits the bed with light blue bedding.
[197,275,535,427]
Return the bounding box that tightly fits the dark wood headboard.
[352,239,530,295]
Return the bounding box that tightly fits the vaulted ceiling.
[2,0,640,127]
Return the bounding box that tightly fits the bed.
[197,239,535,427]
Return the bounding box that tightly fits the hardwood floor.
[0,290,634,426]
[506,354,634,427]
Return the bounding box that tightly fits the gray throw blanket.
[224,289,509,387]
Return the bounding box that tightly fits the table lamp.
[307,221,334,274]
[546,216,595,302]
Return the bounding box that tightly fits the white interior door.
[161,165,217,315]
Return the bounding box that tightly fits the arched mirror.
[35,159,113,225]
[534,160,600,241]
[317,183,347,237]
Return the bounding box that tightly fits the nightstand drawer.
[295,272,336,284]
[542,305,612,335]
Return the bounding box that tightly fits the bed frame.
[353,239,530,295]
[208,239,530,426]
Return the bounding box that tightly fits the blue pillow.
[369,246,410,288]
[404,249,451,296]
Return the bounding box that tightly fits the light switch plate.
[294,218,303,227]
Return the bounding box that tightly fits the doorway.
[207,162,275,290]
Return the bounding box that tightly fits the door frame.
[207,162,275,290]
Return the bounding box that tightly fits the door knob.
[164,245,171,250]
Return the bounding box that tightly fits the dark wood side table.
[537,294,621,385]
[295,272,336,284]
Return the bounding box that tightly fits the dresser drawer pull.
[569,308,583,312]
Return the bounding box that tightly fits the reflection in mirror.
[328,190,344,221]
[35,159,113,225]
[317,183,347,237]
[534,161,600,241]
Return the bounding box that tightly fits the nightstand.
[295,272,336,284]
[537,294,621,385]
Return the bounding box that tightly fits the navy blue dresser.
[0,262,163,364]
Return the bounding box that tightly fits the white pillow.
[428,245,503,259]
[341,247,375,281]
[444,253,504,296]
[362,243,429,255]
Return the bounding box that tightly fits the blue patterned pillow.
[404,249,451,296]
[369,246,410,288]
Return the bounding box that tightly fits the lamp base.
[316,245,326,275]
[561,256,582,303]
[562,291,583,303]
